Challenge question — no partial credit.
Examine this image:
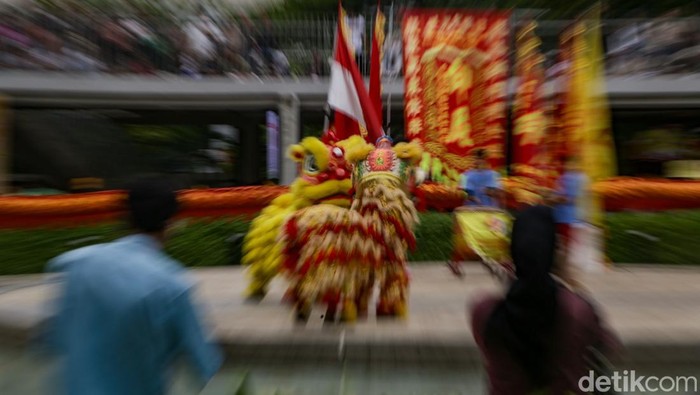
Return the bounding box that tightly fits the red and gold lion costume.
[280,136,423,322]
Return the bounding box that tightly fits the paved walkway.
[1,264,700,365]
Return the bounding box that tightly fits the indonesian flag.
[369,1,385,127]
[329,2,384,143]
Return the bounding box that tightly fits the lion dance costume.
[280,136,422,322]
[242,132,357,298]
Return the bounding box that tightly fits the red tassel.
[285,216,298,240]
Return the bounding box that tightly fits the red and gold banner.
[402,9,510,173]
[512,21,549,187]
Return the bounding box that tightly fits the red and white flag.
[328,2,384,143]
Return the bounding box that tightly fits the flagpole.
[324,14,340,133]
[385,2,394,136]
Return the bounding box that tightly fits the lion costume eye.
[303,155,319,174]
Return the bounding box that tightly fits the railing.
[0,10,699,78]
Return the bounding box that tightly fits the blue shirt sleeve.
[460,172,469,190]
[465,171,477,192]
[39,253,78,354]
[558,173,582,203]
[172,289,222,383]
[38,277,67,355]
[487,171,501,189]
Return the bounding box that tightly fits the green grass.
[1,211,699,275]
[605,210,700,265]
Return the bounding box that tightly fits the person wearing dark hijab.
[470,205,620,394]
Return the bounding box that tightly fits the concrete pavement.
[1,263,700,365]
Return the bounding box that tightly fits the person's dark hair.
[485,205,559,388]
[126,177,179,233]
[475,149,487,160]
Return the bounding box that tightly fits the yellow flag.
[570,4,616,227]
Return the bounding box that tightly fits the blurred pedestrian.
[310,49,324,78]
[383,33,403,77]
[222,19,250,75]
[551,156,590,257]
[470,205,620,395]
[43,177,222,395]
[644,9,687,73]
[459,149,503,208]
[606,14,648,75]
[272,48,290,76]
[98,16,133,72]
[345,9,365,72]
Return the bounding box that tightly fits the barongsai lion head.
[287,135,359,208]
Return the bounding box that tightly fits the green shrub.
[0,218,250,275]
[0,224,128,275]
[165,218,250,268]
[605,210,700,265]
[410,212,454,262]
[1,211,699,275]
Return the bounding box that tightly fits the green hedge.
[606,211,700,265]
[409,212,453,262]
[1,224,129,275]
[1,211,699,275]
[0,219,251,275]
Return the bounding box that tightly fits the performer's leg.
[447,223,465,278]
[377,270,406,318]
[282,281,300,305]
[295,299,311,323]
[393,270,409,318]
[245,273,268,299]
[341,297,358,322]
[356,271,373,319]
[323,289,341,323]
[447,252,465,278]
[376,275,392,317]
[556,223,572,252]
[553,223,585,291]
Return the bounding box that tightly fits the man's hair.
[475,149,487,160]
[126,177,179,233]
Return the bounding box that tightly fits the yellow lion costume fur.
[242,135,363,298]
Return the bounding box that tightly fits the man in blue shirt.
[460,149,503,208]
[44,178,222,395]
[552,156,590,250]
[449,150,503,277]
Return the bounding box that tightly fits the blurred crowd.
[0,6,699,78]
[0,8,293,77]
[606,11,700,75]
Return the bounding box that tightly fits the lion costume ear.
[287,137,330,170]
[288,144,306,163]
[393,141,423,164]
[337,135,374,164]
